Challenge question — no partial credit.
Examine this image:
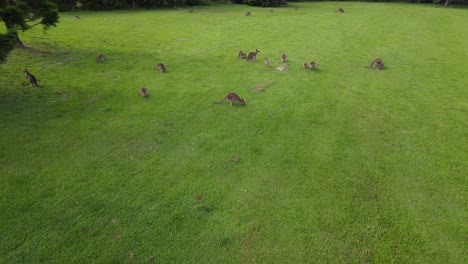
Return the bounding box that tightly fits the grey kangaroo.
[219,93,246,106]
[367,58,384,69]
[238,51,247,59]
[23,69,41,90]
[96,54,106,62]
[140,87,148,98]
[310,61,317,70]
[154,63,166,73]
[247,49,259,62]
[281,53,287,62]
[337,8,344,13]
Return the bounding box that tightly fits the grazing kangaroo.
[337,8,344,13]
[281,53,287,62]
[219,93,246,106]
[74,15,80,19]
[310,61,317,70]
[154,63,166,73]
[367,58,384,69]
[140,87,148,98]
[96,54,106,62]
[238,50,247,59]
[247,49,259,62]
[264,58,270,68]
[245,12,251,16]
[276,65,289,71]
[303,62,308,69]
[23,69,41,89]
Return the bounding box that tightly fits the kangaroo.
[294,7,298,11]
[238,50,247,59]
[337,8,344,13]
[310,61,317,70]
[188,9,194,13]
[367,58,384,69]
[74,15,80,19]
[247,49,259,62]
[276,65,289,71]
[303,62,308,69]
[281,53,287,62]
[96,54,106,62]
[140,87,148,98]
[154,63,166,73]
[219,93,246,106]
[23,69,41,89]
[245,12,251,16]
[264,58,270,68]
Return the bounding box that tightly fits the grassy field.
[0,2,467,263]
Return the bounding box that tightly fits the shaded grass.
[0,2,467,263]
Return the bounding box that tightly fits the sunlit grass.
[0,2,466,263]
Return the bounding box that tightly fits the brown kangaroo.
[337,8,344,13]
[219,93,246,106]
[281,53,287,62]
[154,63,166,73]
[140,87,148,98]
[368,58,384,69]
[238,51,247,59]
[247,49,259,62]
[245,12,251,16]
[303,62,308,69]
[264,58,270,68]
[96,54,106,62]
[23,69,41,89]
[310,61,317,70]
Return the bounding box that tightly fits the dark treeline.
[49,0,201,11]
[2,0,466,11]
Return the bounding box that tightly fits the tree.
[0,0,59,48]
[0,30,15,64]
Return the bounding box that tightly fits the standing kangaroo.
[23,69,41,90]
[310,61,317,70]
[264,58,270,68]
[219,93,246,106]
[238,51,247,59]
[96,54,106,62]
[140,87,148,98]
[281,53,287,62]
[337,8,344,13]
[247,49,259,62]
[154,63,166,73]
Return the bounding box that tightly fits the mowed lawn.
[0,2,466,263]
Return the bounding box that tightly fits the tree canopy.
[0,0,60,48]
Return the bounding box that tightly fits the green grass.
[1,2,467,263]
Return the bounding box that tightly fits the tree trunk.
[445,0,449,6]
[13,32,25,48]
